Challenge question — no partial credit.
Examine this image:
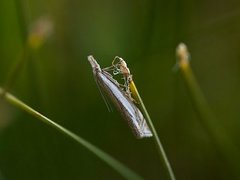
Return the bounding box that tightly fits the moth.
[88,55,152,138]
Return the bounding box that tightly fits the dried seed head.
[176,43,190,69]
[28,16,54,49]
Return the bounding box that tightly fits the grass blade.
[129,80,176,180]
[0,87,143,180]
[176,43,240,175]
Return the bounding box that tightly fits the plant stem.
[3,44,29,94]
[2,0,30,94]
[14,0,28,43]
[0,87,143,180]
[176,43,240,174]
[129,81,176,180]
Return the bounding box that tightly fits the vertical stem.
[2,0,30,94]
[14,0,28,43]
[3,44,29,93]
[176,43,240,175]
[129,81,176,180]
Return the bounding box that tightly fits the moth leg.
[102,65,115,72]
[112,56,122,66]
[103,65,122,76]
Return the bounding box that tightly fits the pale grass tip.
[176,43,190,68]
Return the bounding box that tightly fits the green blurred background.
[0,0,240,179]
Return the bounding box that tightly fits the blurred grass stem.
[176,43,240,174]
[3,44,29,94]
[14,0,28,42]
[129,81,176,180]
[0,87,143,180]
[2,0,30,94]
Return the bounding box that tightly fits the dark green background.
[0,0,240,179]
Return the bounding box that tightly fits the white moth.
[88,55,152,138]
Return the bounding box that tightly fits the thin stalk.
[2,0,30,94]
[0,87,143,180]
[3,44,29,94]
[176,43,240,174]
[14,0,28,43]
[129,81,176,180]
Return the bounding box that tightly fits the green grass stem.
[130,81,176,180]
[2,0,30,94]
[0,87,143,180]
[3,44,29,94]
[176,43,240,175]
